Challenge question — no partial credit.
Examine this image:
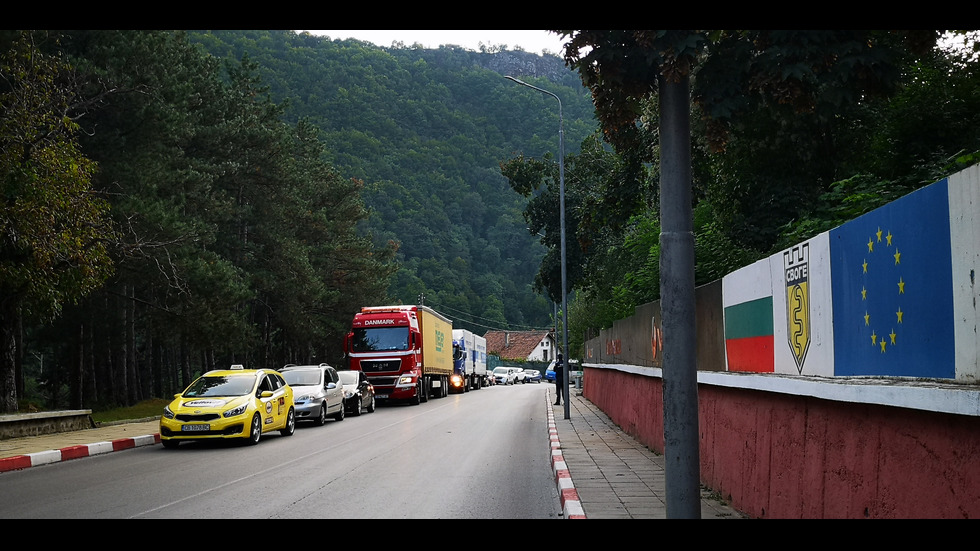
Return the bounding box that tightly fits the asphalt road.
[0,382,560,519]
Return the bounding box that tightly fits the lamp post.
[505,75,569,420]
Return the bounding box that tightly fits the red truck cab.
[344,305,452,405]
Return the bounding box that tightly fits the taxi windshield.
[183,375,255,397]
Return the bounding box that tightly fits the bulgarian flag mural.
[723,259,774,373]
[722,234,835,376]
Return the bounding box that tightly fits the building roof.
[484,330,552,360]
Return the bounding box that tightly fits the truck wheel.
[419,379,428,403]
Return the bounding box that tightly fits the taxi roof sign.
[230,364,244,370]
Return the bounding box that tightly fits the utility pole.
[659,72,701,518]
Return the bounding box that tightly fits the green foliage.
[553,29,980,357]
[0,32,116,320]
[182,31,598,335]
[693,202,764,284]
[2,30,409,411]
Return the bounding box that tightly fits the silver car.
[512,367,527,384]
[492,366,517,385]
[280,364,346,425]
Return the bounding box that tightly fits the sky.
[298,30,567,55]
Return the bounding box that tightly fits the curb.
[0,433,161,473]
[548,393,585,519]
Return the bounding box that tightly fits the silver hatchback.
[280,364,346,425]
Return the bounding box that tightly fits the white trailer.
[452,329,488,391]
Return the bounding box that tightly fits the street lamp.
[505,75,569,420]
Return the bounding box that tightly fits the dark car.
[338,370,376,416]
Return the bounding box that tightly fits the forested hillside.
[185,30,599,334]
[0,29,598,412]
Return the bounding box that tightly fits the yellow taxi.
[160,366,295,448]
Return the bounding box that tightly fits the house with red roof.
[483,330,558,363]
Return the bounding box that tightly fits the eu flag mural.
[830,179,955,378]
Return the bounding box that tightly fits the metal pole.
[505,76,570,419]
[659,73,700,518]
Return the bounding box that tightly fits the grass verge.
[90,398,170,424]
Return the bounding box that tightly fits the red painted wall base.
[583,367,980,519]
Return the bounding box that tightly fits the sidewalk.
[0,418,161,473]
[547,388,747,519]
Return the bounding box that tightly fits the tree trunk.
[82,320,98,408]
[0,299,19,413]
[180,338,191,391]
[114,288,128,405]
[127,285,139,405]
[70,323,83,409]
[15,310,23,401]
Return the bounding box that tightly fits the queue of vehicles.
[491,365,537,385]
[161,304,542,449]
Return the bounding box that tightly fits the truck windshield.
[351,327,410,352]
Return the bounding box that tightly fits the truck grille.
[365,376,398,387]
[361,359,401,373]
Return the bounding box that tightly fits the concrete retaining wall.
[0,410,95,439]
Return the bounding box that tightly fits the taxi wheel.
[280,408,296,436]
[351,396,362,416]
[247,413,262,445]
[162,439,179,449]
[334,402,345,422]
[367,395,376,413]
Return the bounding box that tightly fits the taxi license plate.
[182,424,210,432]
